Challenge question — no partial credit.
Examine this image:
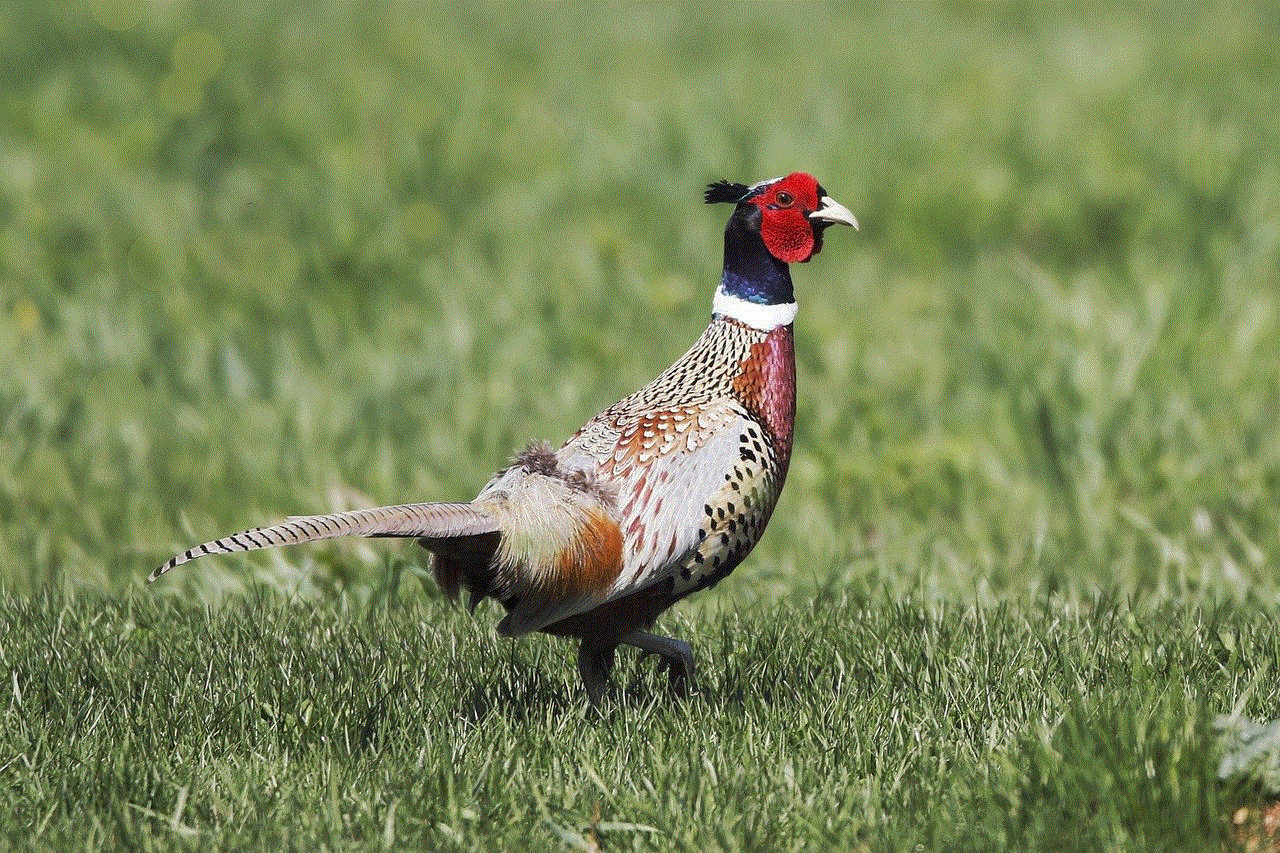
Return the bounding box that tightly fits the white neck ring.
[712,287,797,330]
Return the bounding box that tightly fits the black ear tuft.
[705,180,750,205]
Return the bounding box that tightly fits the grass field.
[2,2,1280,850]
[2,592,1274,851]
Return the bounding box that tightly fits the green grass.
[3,592,1275,851]
[2,1,1280,849]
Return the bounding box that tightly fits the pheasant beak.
[808,196,859,230]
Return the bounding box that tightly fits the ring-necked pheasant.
[151,173,857,703]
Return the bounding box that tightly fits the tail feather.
[150,502,500,582]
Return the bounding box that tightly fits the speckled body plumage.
[151,173,856,703]
[533,314,795,641]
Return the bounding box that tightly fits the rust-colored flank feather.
[535,507,624,608]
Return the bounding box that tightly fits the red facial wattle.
[759,211,817,263]
[753,173,825,264]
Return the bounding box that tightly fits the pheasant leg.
[577,642,617,706]
[622,631,696,694]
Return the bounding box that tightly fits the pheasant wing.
[495,400,752,636]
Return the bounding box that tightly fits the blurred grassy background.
[1,1,1278,607]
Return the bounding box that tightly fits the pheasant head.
[705,172,857,324]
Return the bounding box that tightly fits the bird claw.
[637,649,693,694]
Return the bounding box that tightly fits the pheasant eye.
[774,191,794,207]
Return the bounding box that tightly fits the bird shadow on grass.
[344,666,835,756]
[352,646,842,728]
[453,670,688,722]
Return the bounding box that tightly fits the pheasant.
[151,172,857,703]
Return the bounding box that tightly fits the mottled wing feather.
[496,400,749,636]
[608,405,746,588]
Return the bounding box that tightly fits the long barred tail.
[149,502,500,582]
